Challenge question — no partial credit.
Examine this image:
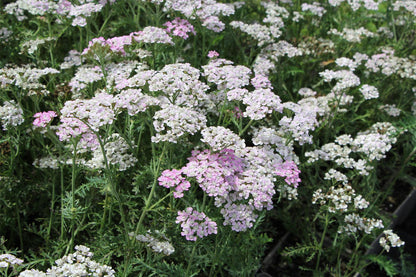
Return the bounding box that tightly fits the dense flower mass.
[18,245,115,276]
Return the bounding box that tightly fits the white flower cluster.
[4,0,114,27]
[68,65,104,95]
[279,99,321,145]
[0,27,13,42]
[202,58,251,91]
[201,126,246,151]
[243,88,283,120]
[312,184,384,235]
[379,104,401,117]
[230,21,275,46]
[262,1,289,25]
[359,84,379,99]
[335,57,359,71]
[105,61,142,90]
[365,48,416,80]
[393,0,416,16]
[328,0,379,10]
[60,50,82,69]
[251,127,299,162]
[379,229,405,252]
[297,37,335,56]
[230,2,288,46]
[306,122,397,175]
[298,88,317,97]
[0,100,24,130]
[152,105,207,143]
[159,0,235,32]
[21,37,55,55]
[19,245,115,277]
[59,92,116,133]
[130,231,175,256]
[329,27,377,43]
[253,56,276,76]
[301,2,326,17]
[340,213,384,234]
[0,65,59,96]
[312,184,368,213]
[114,89,160,116]
[0,253,24,268]
[354,122,398,160]
[113,67,155,91]
[261,41,303,62]
[148,63,210,108]
[86,133,138,171]
[33,155,61,169]
[132,27,174,45]
[319,69,361,92]
[324,169,348,184]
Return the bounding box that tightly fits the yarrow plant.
[0,0,415,276]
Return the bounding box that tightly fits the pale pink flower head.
[207,50,219,58]
[33,111,57,128]
[158,169,191,198]
[164,18,196,40]
[176,207,217,241]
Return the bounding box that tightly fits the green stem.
[315,211,330,272]
[186,243,198,277]
[134,143,167,235]
[99,191,109,234]
[47,176,56,242]
[67,142,78,254]
[346,236,364,274]
[122,143,167,276]
[16,210,23,250]
[60,167,64,241]
[239,119,254,136]
[148,191,173,211]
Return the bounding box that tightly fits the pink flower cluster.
[274,161,301,188]
[160,148,301,233]
[82,27,176,58]
[158,169,191,198]
[175,207,217,241]
[33,111,57,127]
[82,36,132,56]
[56,92,116,150]
[182,149,245,198]
[207,50,219,58]
[164,18,196,39]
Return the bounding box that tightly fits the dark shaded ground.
[258,180,416,277]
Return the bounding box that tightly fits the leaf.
[368,254,399,277]
[282,244,317,259]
